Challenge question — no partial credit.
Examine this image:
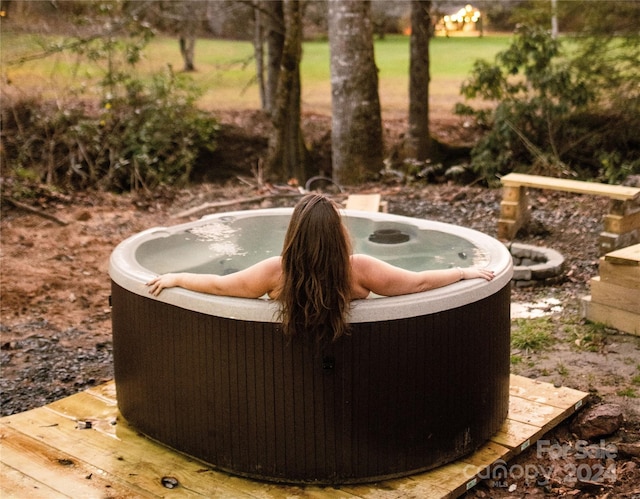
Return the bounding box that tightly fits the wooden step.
[590,276,640,314]
[582,296,640,336]
[598,260,640,288]
[603,243,640,265]
[597,244,640,289]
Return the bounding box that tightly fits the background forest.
[1,0,639,192]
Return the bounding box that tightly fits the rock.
[622,174,640,187]
[617,442,640,458]
[76,210,92,221]
[570,404,624,440]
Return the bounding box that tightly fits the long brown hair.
[278,194,352,342]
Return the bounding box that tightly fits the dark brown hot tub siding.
[111,282,511,484]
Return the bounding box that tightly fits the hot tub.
[109,207,513,484]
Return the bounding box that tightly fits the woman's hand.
[146,274,180,296]
[461,268,495,281]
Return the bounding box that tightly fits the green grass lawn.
[2,33,510,117]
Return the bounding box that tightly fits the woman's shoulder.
[246,256,282,277]
[259,256,283,273]
[351,253,380,264]
[263,255,282,265]
[350,254,382,272]
[350,254,408,280]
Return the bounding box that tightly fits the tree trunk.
[253,3,267,109]
[328,0,383,185]
[178,1,201,72]
[407,0,432,161]
[265,0,284,114]
[179,36,196,71]
[266,0,310,183]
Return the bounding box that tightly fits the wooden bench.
[345,193,388,212]
[498,173,640,254]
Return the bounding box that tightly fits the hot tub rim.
[109,208,513,323]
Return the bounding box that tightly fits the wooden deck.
[1,375,587,498]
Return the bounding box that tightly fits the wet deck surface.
[0,375,587,498]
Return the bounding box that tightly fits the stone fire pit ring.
[507,242,565,287]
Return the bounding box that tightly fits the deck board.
[1,426,148,499]
[1,375,588,498]
[1,461,70,499]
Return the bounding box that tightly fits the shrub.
[456,24,640,185]
[79,68,219,191]
[2,69,218,192]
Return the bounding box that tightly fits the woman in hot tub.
[146,193,494,342]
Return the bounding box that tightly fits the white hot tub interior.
[134,212,490,276]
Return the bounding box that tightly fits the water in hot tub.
[135,214,489,276]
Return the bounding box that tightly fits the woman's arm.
[146,256,282,298]
[351,254,494,297]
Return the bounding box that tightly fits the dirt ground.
[1,111,639,498]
